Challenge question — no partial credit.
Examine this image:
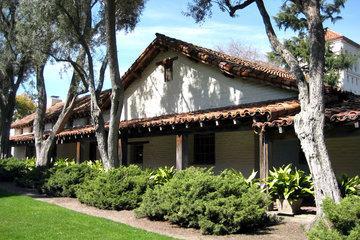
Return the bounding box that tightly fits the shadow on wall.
[125,52,294,120]
[127,54,237,119]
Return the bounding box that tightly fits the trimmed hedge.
[0,158,35,182]
[76,165,151,210]
[42,163,98,197]
[136,167,271,235]
[307,195,360,240]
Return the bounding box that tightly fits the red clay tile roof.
[122,33,297,91]
[10,98,299,142]
[325,29,360,48]
[119,98,299,128]
[253,96,360,130]
[11,96,360,143]
[11,90,111,129]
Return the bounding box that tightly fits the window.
[155,56,178,82]
[194,133,215,165]
[131,144,144,164]
[164,64,173,82]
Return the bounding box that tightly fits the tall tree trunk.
[294,0,341,215]
[76,2,111,168]
[34,64,47,164]
[255,0,341,217]
[0,87,17,159]
[104,0,124,169]
[34,61,82,167]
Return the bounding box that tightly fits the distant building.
[325,29,360,94]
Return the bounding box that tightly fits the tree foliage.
[14,94,36,120]
[268,36,356,86]
[0,0,33,157]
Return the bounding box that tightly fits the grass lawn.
[0,189,173,240]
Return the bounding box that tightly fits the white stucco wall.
[73,118,88,128]
[330,40,360,94]
[122,51,296,121]
[23,127,32,134]
[14,129,22,135]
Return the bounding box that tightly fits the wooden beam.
[76,142,81,164]
[176,134,189,170]
[259,131,270,180]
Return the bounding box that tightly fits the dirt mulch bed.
[0,182,313,240]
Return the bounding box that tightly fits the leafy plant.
[149,166,176,185]
[84,160,104,172]
[267,164,313,200]
[53,158,76,168]
[307,196,360,240]
[338,174,360,197]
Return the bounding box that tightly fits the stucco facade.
[122,51,296,121]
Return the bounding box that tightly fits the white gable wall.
[122,51,296,121]
[330,40,360,94]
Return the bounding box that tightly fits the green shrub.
[42,163,98,197]
[0,158,35,182]
[338,175,360,197]
[307,196,360,240]
[15,166,49,189]
[267,164,313,200]
[77,165,151,210]
[136,167,270,235]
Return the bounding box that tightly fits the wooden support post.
[176,134,189,170]
[259,131,270,180]
[119,136,128,166]
[76,142,81,164]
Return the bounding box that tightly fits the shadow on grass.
[0,182,48,199]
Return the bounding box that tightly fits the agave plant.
[149,166,176,185]
[338,174,360,197]
[267,164,314,200]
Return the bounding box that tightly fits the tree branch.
[224,0,255,16]
[96,53,108,94]
[254,0,308,100]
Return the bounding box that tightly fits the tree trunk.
[105,0,124,169]
[34,57,82,167]
[0,91,16,159]
[294,0,341,216]
[34,64,47,165]
[255,0,341,217]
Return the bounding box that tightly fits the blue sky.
[30,0,360,100]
